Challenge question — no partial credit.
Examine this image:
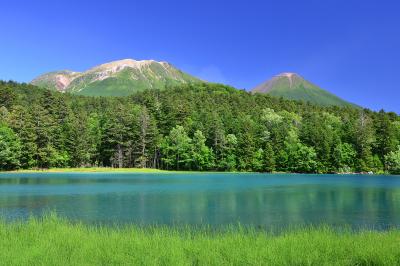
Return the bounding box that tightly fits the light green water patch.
[0,173,400,229]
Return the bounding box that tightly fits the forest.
[0,80,400,174]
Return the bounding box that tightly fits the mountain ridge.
[251,72,358,108]
[32,60,359,108]
[31,59,202,96]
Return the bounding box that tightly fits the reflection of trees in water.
[169,186,398,227]
[57,186,400,228]
[1,178,400,228]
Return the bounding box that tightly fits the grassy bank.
[3,168,248,174]
[6,167,169,173]
[1,216,399,265]
[3,168,395,175]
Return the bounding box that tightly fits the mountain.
[31,59,202,96]
[251,73,357,107]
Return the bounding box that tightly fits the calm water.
[0,172,399,229]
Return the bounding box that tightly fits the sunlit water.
[0,172,399,229]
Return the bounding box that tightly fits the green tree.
[333,143,357,172]
[135,106,158,168]
[7,105,38,168]
[259,131,275,172]
[2,80,400,174]
[100,104,135,168]
[251,148,264,172]
[63,110,93,167]
[0,106,9,124]
[191,130,215,170]
[0,124,21,170]
[375,110,398,160]
[278,130,317,173]
[263,142,276,172]
[87,113,102,166]
[218,134,238,171]
[236,115,259,171]
[300,112,342,172]
[161,125,193,170]
[384,146,400,174]
[354,111,376,171]
[0,85,16,109]
[261,108,284,151]
[31,104,60,168]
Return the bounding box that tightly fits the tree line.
[1,80,400,174]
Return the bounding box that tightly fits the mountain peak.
[251,73,357,107]
[90,59,171,72]
[277,72,299,78]
[275,73,303,88]
[252,72,302,93]
[31,59,201,96]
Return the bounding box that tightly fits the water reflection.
[0,173,399,229]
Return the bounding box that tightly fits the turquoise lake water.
[0,172,399,228]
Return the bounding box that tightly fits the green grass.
[6,167,168,173]
[1,215,400,265]
[3,167,251,174]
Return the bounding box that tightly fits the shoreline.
[4,167,169,173]
[1,168,244,174]
[0,168,393,175]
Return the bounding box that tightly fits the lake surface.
[0,172,399,229]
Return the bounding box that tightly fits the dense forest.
[0,80,400,174]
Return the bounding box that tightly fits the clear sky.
[1,0,400,112]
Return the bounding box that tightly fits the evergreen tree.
[384,146,400,174]
[0,85,16,109]
[375,110,398,161]
[100,104,134,168]
[1,80,399,173]
[218,134,238,171]
[354,111,375,171]
[135,106,158,168]
[262,142,276,172]
[7,105,38,168]
[87,113,102,166]
[0,124,21,170]
[300,112,342,172]
[192,130,215,170]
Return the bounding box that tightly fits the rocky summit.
[31,59,202,96]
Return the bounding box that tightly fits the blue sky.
[1,0,400,112]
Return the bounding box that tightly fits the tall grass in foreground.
[0,215,399,265]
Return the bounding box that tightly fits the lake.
[0,172,399,229]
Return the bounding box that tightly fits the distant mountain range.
[31,59,358,107]
[251,73,357,108]
[31,59,201,96]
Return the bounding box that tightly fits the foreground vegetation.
[1,216,399,265]
[1,80,400,174]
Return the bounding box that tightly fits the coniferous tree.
[354,111,376,171]
[385,146,400,174]
[192,130,215,170]
[0,123,21,170]
[218,134,238,171]
[1,81,399,173]
[7,105,38,168]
